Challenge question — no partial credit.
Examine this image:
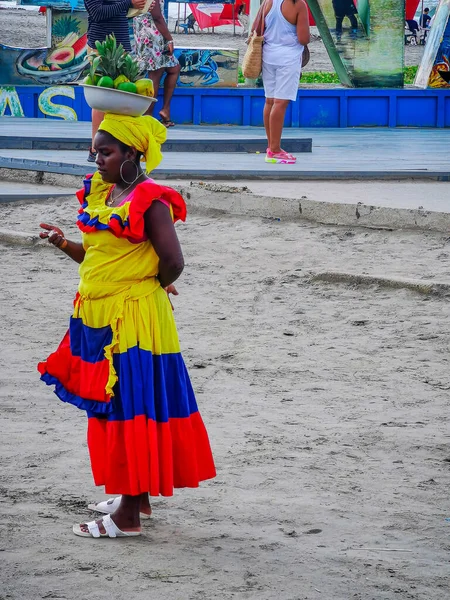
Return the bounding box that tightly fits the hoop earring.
[120,159,140,184]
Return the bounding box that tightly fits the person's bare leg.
[145,68,164,116]
[263,98,274,150]
[91,109,104,150]
[79,493,145,534]
[268,99,290,153]
[140,493,151,516]
[160,64,181,123]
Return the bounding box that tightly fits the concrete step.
[0,119,312,153]
[0,136,312,153]
[0,152,449,181]
[1,125,449,181]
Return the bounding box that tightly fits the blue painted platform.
[2,85,450,128]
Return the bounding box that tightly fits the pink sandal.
[265,149,296,164]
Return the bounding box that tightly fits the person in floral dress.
[133,0,180,126]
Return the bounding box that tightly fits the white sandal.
[73,514,141,538]
[88,496,151,520]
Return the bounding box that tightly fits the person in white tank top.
[263,0,304,66]
[250,0,310,164]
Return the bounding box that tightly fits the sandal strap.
[275,151,295,159]
[106,496,120,508]
[86,520,101,538]
[102,514,118,538]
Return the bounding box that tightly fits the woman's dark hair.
[116,138,143,164]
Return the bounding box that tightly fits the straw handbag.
[242,4,266,79]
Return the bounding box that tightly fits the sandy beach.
[1,4,449,599]
[1,193,449,600]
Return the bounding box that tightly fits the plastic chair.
[405,20,419,45]
[175,13,196,34]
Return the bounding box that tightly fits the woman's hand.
[132,0,147,10]
[165,284,179,310]
[39,223,86,264]
[165,284,178,296]
[39,223,67,249]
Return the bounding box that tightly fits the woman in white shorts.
[257,0,310,164]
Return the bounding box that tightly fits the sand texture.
[1,194,449,600]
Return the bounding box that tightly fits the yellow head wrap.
[98,113,167,173]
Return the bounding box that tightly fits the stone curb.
[181,182,450,233]
[310,272,450,296]
[0,229,46,247]
[1,172,450,233]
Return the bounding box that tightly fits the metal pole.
[46,8,52,49]
[233,0,236,36]
[249,0,261,31]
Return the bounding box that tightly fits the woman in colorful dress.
[133,0,181,127]
[38,114,216,538]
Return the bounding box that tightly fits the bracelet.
[60,239,68,249]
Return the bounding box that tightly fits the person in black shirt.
[84,0,147,161]
[420,8,431,29]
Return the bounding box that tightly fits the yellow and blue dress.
[38,173,216,496]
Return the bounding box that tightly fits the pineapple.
[52,15,81,46]
[120,53,142,84]
[95,34,126,80]
[83,56,101,86]
[82,34,144,93]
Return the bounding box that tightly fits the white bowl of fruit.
[80,35,156,117]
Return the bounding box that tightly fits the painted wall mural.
[1,4,237,88]
[129,20,239,87]
[415,0,450,88]
[174,48,238,87]
[1,0,449,122]
[0,9,88,86]
[307,0,405,87]
[0,85,78,119]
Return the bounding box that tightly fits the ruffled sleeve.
[125,180,187,243]
[76,174,187,243]
[76,174,93,208]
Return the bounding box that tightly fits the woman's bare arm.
[144,201,184,288]
[296,0,310,46]
[39,223,85,264]
[150,0,173,46]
